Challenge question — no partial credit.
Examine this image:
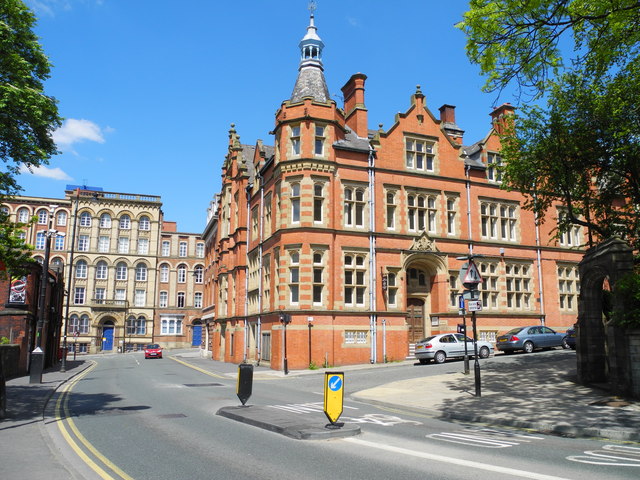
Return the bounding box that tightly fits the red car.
[144,344,163,359]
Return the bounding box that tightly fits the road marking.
[344,437,572,480]
[54,361,134,480]
[567,444,640,467]
[268,401,358,414]
[342,413,422,426]
[268,402,420,426]
[169,356,226,378]
[427,427,544,448]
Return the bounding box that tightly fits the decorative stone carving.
[409,231,438,252]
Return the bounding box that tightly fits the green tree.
[458,0,640,98]
[459,0,640,248]
[1,0,60,275]
[500,64,640,249]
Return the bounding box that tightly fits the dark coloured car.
[496,326,566,353]
[564,327,576,350]
[144,344,163,359]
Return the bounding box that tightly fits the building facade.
[202,13,585,371]
[1,188,204,354]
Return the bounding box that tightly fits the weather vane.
[309,1,316,15]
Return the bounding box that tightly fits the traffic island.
[217,405,361,440]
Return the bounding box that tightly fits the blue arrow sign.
[328,375,343,391]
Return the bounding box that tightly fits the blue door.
[192,325,202,347]
[102,326,114,351]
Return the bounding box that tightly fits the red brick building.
[204,13,584,371]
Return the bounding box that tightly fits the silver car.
[415,333,493,365]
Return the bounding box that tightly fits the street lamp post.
[30,204,58,384]
[61,190,80,372]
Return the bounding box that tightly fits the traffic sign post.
[323,372,344,428]
[457,255,483,397]
[237,363,253,406]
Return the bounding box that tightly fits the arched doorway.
[102,320,115,351]
[192,320,202,347]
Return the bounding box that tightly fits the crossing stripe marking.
[344,437,572,480]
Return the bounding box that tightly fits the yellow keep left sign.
[323,372,344,424]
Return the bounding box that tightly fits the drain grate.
[183,383,224,387]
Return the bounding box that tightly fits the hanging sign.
[9,277,27,304]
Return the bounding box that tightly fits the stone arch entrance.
[577,237,634,393]
[402,249,447,345]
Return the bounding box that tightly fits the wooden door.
[406,299,425,343]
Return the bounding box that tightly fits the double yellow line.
[53,361,133,480]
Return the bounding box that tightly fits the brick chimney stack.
[439,104,456,124]
[341,73,368,138]
[490,103,516,135]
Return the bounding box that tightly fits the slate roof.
[290,65,330,103]
[333,130,371,153]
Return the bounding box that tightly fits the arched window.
[160,264,169,282]
[100,213,112,228]
[135,262,147,281]
[119,214,131,229]
[35,231,46,250]
[18,208,30,223]
[79,314,90,333]
[139,216,150,231]
[126,315,147,335]
[79,211,92,227]
[57,210,67,226]
[194,265,203,283]
[51,258,64,268]
[116,262,128,280]
[75,260,88,279]
[69,314,79,333]
[95,261,108,280]
[177,265,187,283]
[37,209,48,224]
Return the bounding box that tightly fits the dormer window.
[487,153,503,183]
[405,137,435,172]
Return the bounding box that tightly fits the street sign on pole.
[467,300,483,312]
[459,261,483,288]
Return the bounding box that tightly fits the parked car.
[144,344,163,359]
[564,327,576,350]
[496,326,566,353]
[415,333,493,365]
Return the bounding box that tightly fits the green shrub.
[612,273,640,328]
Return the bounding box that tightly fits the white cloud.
[27,1,103,16]
[20,164,73,181]
[53,118,107,149]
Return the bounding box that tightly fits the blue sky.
[20,0,514,233]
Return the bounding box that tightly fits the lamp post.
[30,204,58,384]
[61,190,80,372]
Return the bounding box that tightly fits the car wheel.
[418,358,429,365]
[523,341,534,353]
[434,351,446,364]
[479,346,490,359]
[562,337,570,349]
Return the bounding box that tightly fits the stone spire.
[290,7,330,103]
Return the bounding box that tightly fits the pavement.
[2,351,639,479]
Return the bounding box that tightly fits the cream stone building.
[2,187,204,354]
